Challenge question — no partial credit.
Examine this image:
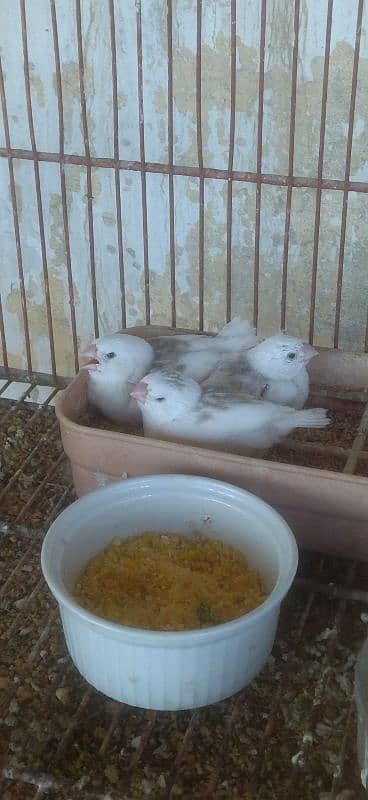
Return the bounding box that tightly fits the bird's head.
[79,334,153,384]
[247,334,318,381]
[130,370,201,421]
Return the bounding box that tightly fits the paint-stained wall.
[0,0,367,378]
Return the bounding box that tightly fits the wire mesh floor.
[1,385,368,800]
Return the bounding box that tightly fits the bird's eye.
[106,352,116,359]
[287,352,296,360]
[155,397,165,402]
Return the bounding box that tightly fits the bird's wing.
[204,356,268,397]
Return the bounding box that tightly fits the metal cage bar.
[0,57,33,376]
[0,0,367,382]
[109,0,127,330]
[334,0,364,348]
[50,0,80,375]
[280,0,300,331]
[167,0,177,328]
[309,0,333,346]
[196,0,205,331]
[1,142,368,192]
[136,0,150,326]
[225,0,237,323]
[19,0,57,381]
[75,0,99,339]
[253,0,267,330]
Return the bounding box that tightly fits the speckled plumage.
[204,334,317,409]
[130,370,330,452]
[149,318,259,382]
[80,319,258,425]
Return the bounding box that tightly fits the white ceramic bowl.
[41,474,298,711]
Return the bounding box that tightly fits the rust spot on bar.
[75,0,99,338]
[334,0,364,349]
[109,0,126,329]
[280,0,300,331]
[254,0,266,330]
[167,0,176,328]
[309,0,334,346]
[226,0,237,323]
[0,56,33,376]
[136,0,150,325]
[20,0,57,382]
[50,0,79,375]
[196,0,204,331]
[0,146,368,193]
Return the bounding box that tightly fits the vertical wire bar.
[226,0,237,323]
[196,0,204,331]
[167,0,176,328]
[50,0,79,374]
[0,292,9,376]
[253,0,267,330]
[19,0,57,382]
[365,308,368,353]
[109,0,126,329]
[280,0,300,331]
[136,0,150,325]
[309,0,333,345]
[0,57,33,375]
[343,399,368,475]
[334,0,363,348]
[75,0,99,338]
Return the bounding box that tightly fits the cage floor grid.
[1,392,368,799]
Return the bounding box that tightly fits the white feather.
[150,318,259,382]
[81,319,259,425]
[204,333,318,409]
[131,370,329,452]
[80,333,154,425]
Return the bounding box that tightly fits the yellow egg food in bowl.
[41,474,298,711]
[73,532,268,631]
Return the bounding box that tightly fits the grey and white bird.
[80,333,154,425]
[203,334,318,409]
[130,369,329,453]
[80,318,258,425]
[149,317,259,382]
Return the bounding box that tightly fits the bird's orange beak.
[130,381,148,402]
[79,343,100,370]
[302,343,318,363]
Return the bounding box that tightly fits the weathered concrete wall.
[0,0,367,377]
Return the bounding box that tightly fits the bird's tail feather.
[215,318,258,351]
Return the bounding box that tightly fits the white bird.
[149,317,259,382]
[80,318,258,425]
[203,334,318,409]
[80,333,154,425]
[130,370,329,453]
